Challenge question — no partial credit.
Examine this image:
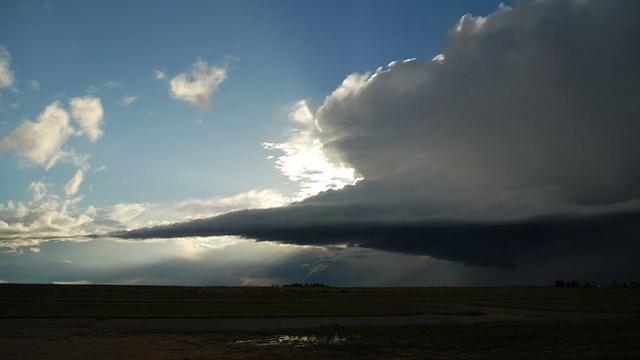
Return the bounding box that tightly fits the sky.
[1,0,639,286]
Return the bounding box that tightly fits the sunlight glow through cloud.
[264,100,359,199]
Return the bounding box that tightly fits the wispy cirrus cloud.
[64,170,84,196]
[87,81,122,94]
[169,60,226,110]
[105,203,147,225]
[106,188,289,230]
[120,95,139,106]
[154,69,166,80]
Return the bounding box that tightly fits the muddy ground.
[2,303,638,359]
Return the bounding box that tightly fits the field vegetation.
[1,283,639,318]
[2,284,640,359]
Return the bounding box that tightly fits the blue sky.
[1,0,508,206]
[2,0,639,286]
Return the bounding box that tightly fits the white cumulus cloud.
[2,97,105,169]
[0,180,95,248]
[169,60,226,110]
[314,0,640,208]
[0,46,14,90]
[1,102,75,169]
[70,96,104,143]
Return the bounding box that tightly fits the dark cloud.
[114,0,640,280]
[113,204,640,272]
[317,0,640,206]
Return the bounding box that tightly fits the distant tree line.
[555,280,583,287]
[555,280,639,288]
[275,283,330,288]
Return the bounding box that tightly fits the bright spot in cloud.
[176,236,243,260]
[53,280,92,285]
[264,100,358,199]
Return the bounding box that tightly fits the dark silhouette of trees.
[280,283,329,288]
[554,280,581,287]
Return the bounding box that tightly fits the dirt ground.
[2,304,637,359]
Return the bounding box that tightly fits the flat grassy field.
[1,283,639,318]
[2,284,640,359]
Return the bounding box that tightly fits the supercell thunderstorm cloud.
[2,0,639,286]
[115,0,640,279]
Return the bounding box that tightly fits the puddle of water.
[236,334,348,347]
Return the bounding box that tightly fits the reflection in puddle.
[237,334,348,347]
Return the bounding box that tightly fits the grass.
[3,284,640,359]
[1,283,639,318]
[468,287,640,312]
[0,300,418,318]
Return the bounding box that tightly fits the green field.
[1,284,639,318]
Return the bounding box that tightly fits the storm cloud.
[114,201,640,270]
[315,0,640,206]
[114,0,640,276]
